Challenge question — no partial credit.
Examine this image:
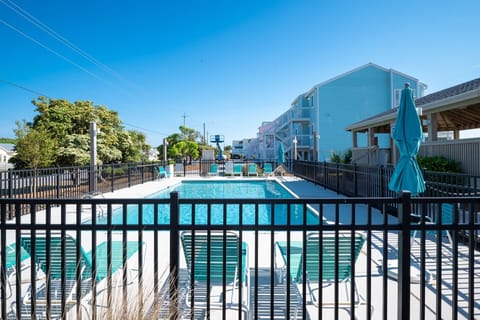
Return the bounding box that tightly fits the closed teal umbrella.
[388,83,425,195]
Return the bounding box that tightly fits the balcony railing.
[1,192,479,319]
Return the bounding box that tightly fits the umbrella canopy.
[388,84,425,196]
[277,143,286,165]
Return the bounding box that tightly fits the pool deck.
[5,175,480,319]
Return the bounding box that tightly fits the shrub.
[417,156,463,173]
[102,166,126,176]
[330,149,352,164]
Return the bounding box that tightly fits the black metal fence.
[0,162,163,199]
[293,160,480,198]
[0,160,282,215]
[1,193,479,319]
[4,160,478,202]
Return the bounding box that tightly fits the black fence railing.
[0,159,284,201]
[293,160,480,198]
[0,162,163,199]
[1,193,479,319]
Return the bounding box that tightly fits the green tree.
[12,120,56,169]
[57,134,90,165]
[179,125,199,142]
[0,138,16,144]
[159,126,203,162]
[171,140,199,163]
[117,130,149,163]
[10,121,56,196]
[12,96,150,168]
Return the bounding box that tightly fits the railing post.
[8,169,13,198]
[183,159,187,177]
[398,191,411,320]
[335,162,340,194]
[422,167,428,196]
[323,160,327,187]
[127,163,131,187]
[169,191,180,319]
[353,163,358,197]
[380,165,385,197]
[56,166,61,198]
[141,162,145,183]
[110,163,114,192]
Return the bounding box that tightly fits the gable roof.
[0,143,15,152]
[415,78,480,106]
[292,62,425,105]
[346,77,480,132]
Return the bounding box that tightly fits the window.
[393,89,401,108]
[393,88,417,108]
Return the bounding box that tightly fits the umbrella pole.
[397,191,412,320]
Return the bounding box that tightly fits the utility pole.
[181,112,188,127]
[89,122,98,193]
[203,123,206,144]
[163,138,168,162]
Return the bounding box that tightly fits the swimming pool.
[97,180,320,225]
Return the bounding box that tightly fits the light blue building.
[253,63,426,162]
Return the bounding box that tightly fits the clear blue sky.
[1,0,479,147]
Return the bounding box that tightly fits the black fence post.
[422,167,428,195]
[353,163,358,197]
[335,162,340,194]
[110,163,114,192]
[141,162,145,184]
[7,169,13,198]
[323,161,327,187]
[183,159,187,177]
[398,191,411,320]
[127,163,131,188]
[56,166,61,198]
[169,191,180,319]
[380,165,385,197]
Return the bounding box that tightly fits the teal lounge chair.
[208,163,219,176]
[263,163,273,176]
[2,243,31,304]
[412,203,454,247]
[275,232,367,314]
[247,163,258,176]
[4,243,30,271]
[233,164,243,176]
[181,231,249,317]
[158,166,167,179]
[20,233,141,317]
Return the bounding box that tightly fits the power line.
[0,18,112,85]
[0,79,168,139]
[123,122,169,137]
[0,0,143,92]
[0,1,167,140]
[0,78,50,97]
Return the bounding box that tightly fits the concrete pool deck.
[4,176,480,319]
[91,176,480,319]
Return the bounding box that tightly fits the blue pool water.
[97,180,320,225]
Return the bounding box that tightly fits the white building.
[232,138,256,159]
[0,143,15,171]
